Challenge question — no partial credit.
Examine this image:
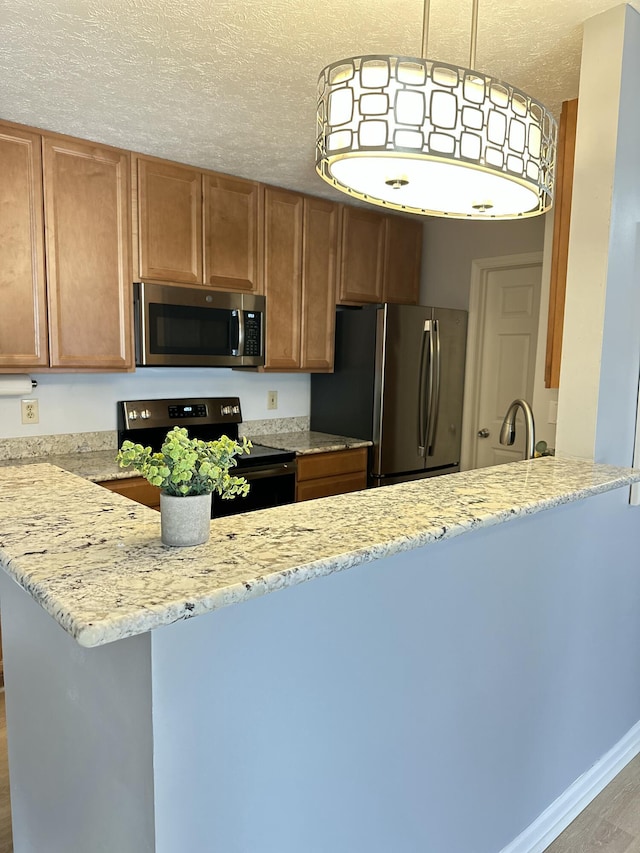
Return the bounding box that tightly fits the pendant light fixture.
[315,0,557,219]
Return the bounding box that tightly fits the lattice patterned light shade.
[316,55,557,219]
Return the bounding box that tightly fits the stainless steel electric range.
[117,397,296,517]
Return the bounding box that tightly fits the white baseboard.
[499,718,640,853]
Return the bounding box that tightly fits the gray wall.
[0,575,155,853]
[420,215,547,310]
[151,487,640,853]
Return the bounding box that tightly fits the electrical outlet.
[21,399,39,424]
[267,390,278,410]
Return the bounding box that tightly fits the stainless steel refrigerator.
[310,303,468,486]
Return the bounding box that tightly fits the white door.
[464,258,542,469]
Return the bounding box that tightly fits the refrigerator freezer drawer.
[371,464,460,487]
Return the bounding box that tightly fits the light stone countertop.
[245,431,371,455]
[0,432,372,482]
[0,457,638,649]
[0,450,129,482]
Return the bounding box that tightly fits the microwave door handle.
[231,310,245,357]
[417,319,431,457]
[427,319,441,456]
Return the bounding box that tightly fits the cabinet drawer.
[296,447,368,482]
[296,471,367,502]
[98,477,161,510]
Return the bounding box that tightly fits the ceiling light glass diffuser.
[315,4,557,219]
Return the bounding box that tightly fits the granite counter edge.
[3,461,637,648]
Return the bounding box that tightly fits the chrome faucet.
[499,399,536,460]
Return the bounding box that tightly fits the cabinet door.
[338,206,385,304]
[263,187,303,369]
[296,447,368,501]
[0,124,48,367]
[301,198,339,371]
[545,98,578,389]
[383,215,423,304]
[137,158,202,284]
[296,471,367,502]
[43,136,133,369]
[296,447,368,481]
[203,173,262,292]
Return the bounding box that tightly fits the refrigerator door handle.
[427,319,442,455]
[418,319,432,457]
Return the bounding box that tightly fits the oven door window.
[212,468,295,517]
[149,303,237,357]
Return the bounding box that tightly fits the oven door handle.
[238,463,296,481]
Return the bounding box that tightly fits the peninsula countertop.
[0,431,372,483]
[0,457,638,649]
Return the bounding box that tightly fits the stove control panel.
[168,404,208,419]
[221,404,241,416]
[119,398,243,432]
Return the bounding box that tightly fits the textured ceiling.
[1,0,638,202]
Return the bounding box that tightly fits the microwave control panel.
[244,312,262,357]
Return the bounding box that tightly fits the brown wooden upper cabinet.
[136,157,203,284]
[383,215,423,304]
[545,98,578,389]
[0,120,133,371]
[43,135,133,370]
[338,207,385,304]
[263,187,303,370]
[301,197,340,371]
[0,123,48,368]
[263,187,339,371]
[203,173,262,293]
[135,157,262,293]
[338,206,422,305]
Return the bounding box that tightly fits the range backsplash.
[0,416,310,461]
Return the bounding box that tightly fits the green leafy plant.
[116,427,252,498]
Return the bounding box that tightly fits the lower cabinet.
[98,477,160,510]
[101,450,368,510]
[296,447,368,502]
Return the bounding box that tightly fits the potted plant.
[116,427,251,547]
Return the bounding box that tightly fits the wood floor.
[0,686,638,853]
[543,754,640,852]
[0,691,11,853]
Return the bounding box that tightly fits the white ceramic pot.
[160,492,212,547]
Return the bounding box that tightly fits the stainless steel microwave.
[134,282,265,367]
